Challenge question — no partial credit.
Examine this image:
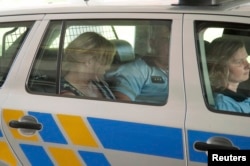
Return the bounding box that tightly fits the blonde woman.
[61,32,116,99]
[208,37,250,113]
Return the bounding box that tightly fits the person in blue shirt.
[105,24,170,104]
[208,37,250,113]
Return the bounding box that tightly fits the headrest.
[110,39,135,64]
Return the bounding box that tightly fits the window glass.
[27,20,171,105]
[0,22,33,86]
[196,21,250,115]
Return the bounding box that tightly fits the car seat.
[110,39,135,64]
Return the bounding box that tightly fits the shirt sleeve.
[105,59,150,101]
[214,93,250,113]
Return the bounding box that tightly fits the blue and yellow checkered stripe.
[0,128,18,166]
[3,109,111,166]
[2,109,184,165]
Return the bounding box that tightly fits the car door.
[183,14,250,166]
[1,12,186,166]
[0,14,44,166]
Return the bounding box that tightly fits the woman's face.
[92,60,111,79]
[228,47,250,84]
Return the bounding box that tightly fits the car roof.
[0,0,250,17]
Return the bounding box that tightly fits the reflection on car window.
[27,20,171,105]
[0,22,33,86]
[197,21,250,115]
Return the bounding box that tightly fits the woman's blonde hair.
[207,37,245,90]
[64,32,115,71]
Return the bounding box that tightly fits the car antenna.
[84,0,89,5]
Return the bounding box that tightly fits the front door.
[184,14,250,166]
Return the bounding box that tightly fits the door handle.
[194,141,239,151]
[194,136,239,151]
[9,120,42,130]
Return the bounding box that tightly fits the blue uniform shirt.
[214,89,250,114]
[105,58,168,104]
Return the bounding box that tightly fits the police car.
[0,0,250,165]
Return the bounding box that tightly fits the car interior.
[197,21,250,110]
[27,23,145,96]
[26,20,171,105]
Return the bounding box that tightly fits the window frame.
[195,20,250,117]
[27,19,172,106]
[0,21,34,87]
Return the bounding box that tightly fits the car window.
[196,21,250,116]
[27,20,171,105]
[50,24,135,49]
[0,22,33,86]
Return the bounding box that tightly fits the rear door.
[1,12,186,166]
[184,14,250,166]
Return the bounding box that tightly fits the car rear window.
[0,21,33,86]
[27,20,171,105]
